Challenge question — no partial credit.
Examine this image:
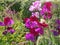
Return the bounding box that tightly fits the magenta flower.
[25,20,38,28]
[0,22,5,26]
[24,16,39,28]
[24,16,49,41]
[29,1,41,11]
[40,2,52,19]
[30,28,39,36]
[0,17,15,35]
[35,27,44,35]
[3,27,15,35]
[7,27,15,34]
[44,2,52,11]
[4,17,14,26]
[25,33,35,42]
[0,17,14,26]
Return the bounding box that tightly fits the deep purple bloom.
[9,29,15,34]
[25,20,38,28]
[52,30,59,36]
[3,30,7,35]
[0,22,5,26]
[25,33,35,42]
[56,19,60,25]
[7,27,15,34]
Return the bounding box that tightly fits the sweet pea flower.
[44,2,52,11]
[29,1,41,11]
[0,17,15,35]
[32,12,39,18]
[25,33,35,42]
[55,19,60,25]
[25,19,38,28]
[35,27,44,35]
[4,17,14,26]
[7,27,15,34]
[3,27,15,35]
[24,16,39,28]
[40,2,52,19]
[0,17,14,26]
[0,22,5,26]
[52,30,59,36]
[30,28,39,36]
[52,19,60,36]
[29,5,35,11]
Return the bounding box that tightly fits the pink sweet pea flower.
[29,1,41,11]
[0,17,14,26]
[3,27,15,35]
[32,12,39,18]
[4,17,14,26]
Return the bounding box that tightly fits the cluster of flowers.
[24,1,52,42]
[0,17,15,35]
[52,19,60,36]
[24,15,48,42]
[29,1,52,19]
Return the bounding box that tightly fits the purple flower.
[25,33,35,42]
[7,27,15,34]
[25,19,39,28]
[35,27,44,35]
[52,30,59,36]
[40,5,50,15]
[9,29,15,34]
[56,19,60,25]
[56,26,60,30]
[40,2,52,19]
[0,22,5,26]
[29,1,41,11]
[25,19,31,28]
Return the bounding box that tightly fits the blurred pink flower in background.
[29,0,41,11]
